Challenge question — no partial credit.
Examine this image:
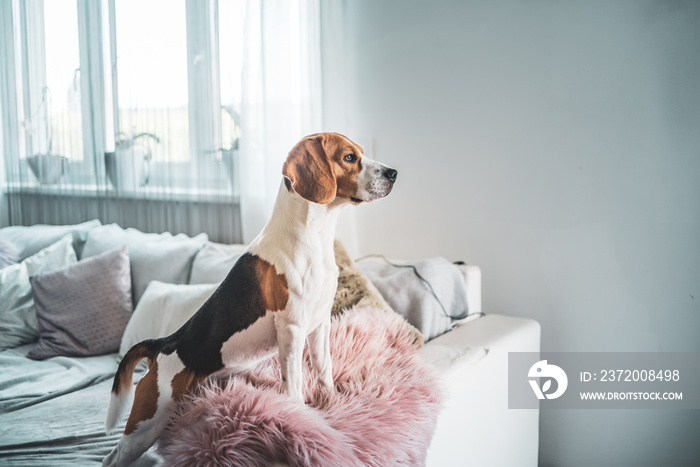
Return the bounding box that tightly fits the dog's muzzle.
[369,166,397,200]
[355,159,397,203]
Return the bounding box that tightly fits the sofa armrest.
[422,314,541,467]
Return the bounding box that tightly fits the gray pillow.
[0,220,101,261]
[358,257,469,342]
[189,242,247,284]
[0,234,77,350]
[27,246,132,360]
[81,224,208,304]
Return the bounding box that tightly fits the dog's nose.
[384,168,398,183]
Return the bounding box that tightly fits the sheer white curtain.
[238,0,323,243]
[0,0,322,242]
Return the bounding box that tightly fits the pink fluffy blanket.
[158,306,443,466]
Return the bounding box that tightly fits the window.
[113,0,190,162]
[43,0,84,162]
[218,0,246,157]
[2,0,244,193]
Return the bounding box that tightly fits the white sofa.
[0,221,540,465]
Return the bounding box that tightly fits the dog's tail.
[105,340,160,434]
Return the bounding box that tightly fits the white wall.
[322,0,700,465]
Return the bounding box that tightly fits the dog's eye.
[344,154,357,163]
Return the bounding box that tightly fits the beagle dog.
[103,133,397,467]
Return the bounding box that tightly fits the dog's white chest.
[217,249,337,370]
[309,257,339,308]
[287,248,338,323]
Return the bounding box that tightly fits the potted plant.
[26,87,69,185]
[105,132,160,191]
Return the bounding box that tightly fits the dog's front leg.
[274,317,305,403]
[307,316,333,390]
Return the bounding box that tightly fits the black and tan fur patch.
[156,253,288,377]
[124,360,159,435]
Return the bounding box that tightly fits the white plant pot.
[27,154,68,185]
[105,147,150,191]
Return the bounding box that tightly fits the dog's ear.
[283,136,337,204]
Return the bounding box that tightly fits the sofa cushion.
[358,257,469,342]
[119,281,218,358]
[0,220,101,261]
[0,235,77,350]
[0,238,20,269]
[27,246,132,360]
[189,242,247,285]
[81,224,208,304]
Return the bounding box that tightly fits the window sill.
[3,182,239,204]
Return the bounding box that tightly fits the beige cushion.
[332,240,423,347]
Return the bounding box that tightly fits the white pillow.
[82,224,208,304]
[189,242,247,285]
[119,281,217,358]
[0,234,77,350]
[0,219,101,261]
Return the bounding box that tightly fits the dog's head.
[283,133,397,205]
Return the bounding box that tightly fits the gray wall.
[322,0,700,465]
